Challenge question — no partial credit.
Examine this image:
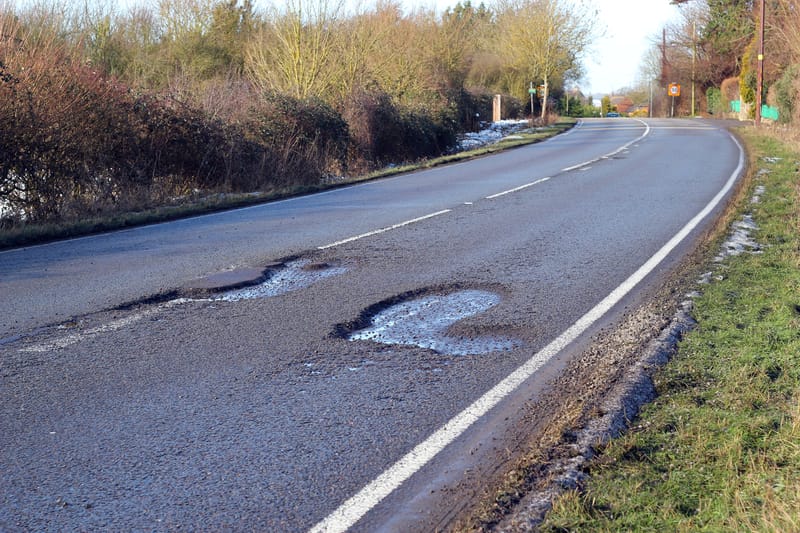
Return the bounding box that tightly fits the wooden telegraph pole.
[755,0,765,126]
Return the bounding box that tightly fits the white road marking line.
[20,312,154,353]
[485,177,551,199]
[309,131,745,533]
[547,119,582,139]
[20,298,202,353]
[561,119,651,172]
[649,126,717,130]
[317,210,452,250]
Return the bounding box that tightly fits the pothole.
[215,259,346,302]
[345,289,520,356]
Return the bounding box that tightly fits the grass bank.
[0,119,575,250]
[541,128,800,531]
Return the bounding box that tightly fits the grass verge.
[540,128,800,531]
[0,119,575,250]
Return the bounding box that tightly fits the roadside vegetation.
[537,2,800,524]
[609,0,800,124]
[540,128,800,531]
[0,0,596,247]
[0,118,575,249]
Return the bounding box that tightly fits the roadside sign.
[528,88,536,94]
[668,83,681,97]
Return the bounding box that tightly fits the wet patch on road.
[336,287,520,356]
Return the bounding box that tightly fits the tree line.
[637,0,800,123]
[0,0,596,226]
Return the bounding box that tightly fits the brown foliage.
[341,89,456,170]
[0,15,348,225]
[721,77,740,104]
[3,0,562,228]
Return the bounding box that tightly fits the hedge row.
[0,43,511,226]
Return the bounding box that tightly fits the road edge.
[465,126,753,531]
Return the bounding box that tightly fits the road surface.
[0,118,744,531]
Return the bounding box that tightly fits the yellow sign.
[668,83,681,97]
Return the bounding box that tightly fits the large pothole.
[343,289,520,356]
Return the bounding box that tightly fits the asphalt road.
[1,118,744,532]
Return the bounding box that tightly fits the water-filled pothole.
[216,259,346,301]
[347,289,519,356]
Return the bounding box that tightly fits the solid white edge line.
[485,177,551,200]
[317,210,451,250]
[309,130,745,533]
[561,118,651,172]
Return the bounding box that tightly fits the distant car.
[606,112,620,117]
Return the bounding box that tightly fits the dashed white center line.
[485,177,551,199]
[317,210,452,250]
[561,118,651,172]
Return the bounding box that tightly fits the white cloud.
[583,0,682,94]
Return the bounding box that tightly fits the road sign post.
[668,83,681,117]
[528,82,536,116]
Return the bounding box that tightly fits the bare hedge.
[0,23,495,228]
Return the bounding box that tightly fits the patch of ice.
[713,214,762,262]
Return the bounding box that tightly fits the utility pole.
[691,20,696,116]
[755,0,765,126]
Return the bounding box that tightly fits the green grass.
[0,118,575,250]
[541,129,800,532]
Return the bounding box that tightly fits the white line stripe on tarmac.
[561,118,651,172]
[485,177,550,199]
[19,298,201,353]
[317,210,452,250]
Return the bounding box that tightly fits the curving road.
[1,118,744,532]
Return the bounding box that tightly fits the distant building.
[610,96,634,114]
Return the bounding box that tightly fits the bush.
[0,6,473,230]
[456,90,492,131]
[0,36,145,222]
[0,23,354,226]
[342,89,457,169]
[242,93,350,187]
[770,65,799,124]
[706,87,724,115]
